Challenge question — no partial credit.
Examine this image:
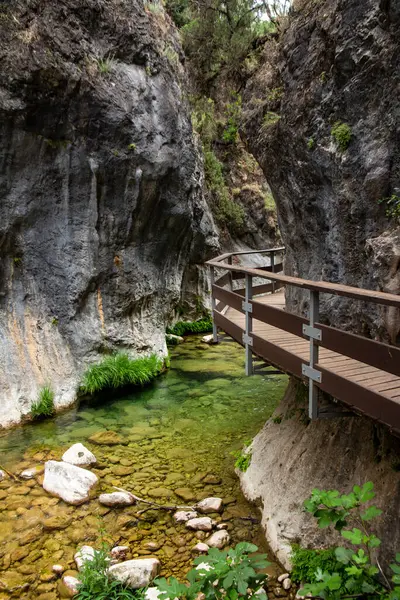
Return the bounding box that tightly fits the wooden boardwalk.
[226,289,400,403]
[207,248,400,432]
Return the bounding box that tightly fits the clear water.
[0,336,288,599]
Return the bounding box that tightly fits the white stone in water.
[206,530,230,549]
[192,542,209,553]
[111,545,129,560]
[283,578,292,590]
[166,334,184,344]
[277,573,290,583]
[186,517,214,531]
[99,491,135,507]
[52,564,64,575]
[62,575,80,595]
[43,460,98,505]
[74,545,96,571]
[20,467,42,480]
[174,510,198,523]
[196,497,223,514]
[202,334,215,344]
[216,523,228,530]
[108,558,160,589]
[0,470,5,481]
[62,443,97,466]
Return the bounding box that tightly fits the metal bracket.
[302,324,322,341]
[242,333,253,346]
[302,364,322,383]
[242,300,253,313]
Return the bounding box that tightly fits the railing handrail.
[207,250,400,309]
[211,247,285,261]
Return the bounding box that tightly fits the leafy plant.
[298,482,400,600]
[51,317,59,326]
[128,143,136,151]
[291,545,344,584]
[307,137,315,150]
[272,415,282,424]
[31,385,55,419]
[166,317,213,337]
[97,56,113,74]
[262,112,281,128]
[76,545,143,600]
[330,122,352,152]
[232,446,252,472]
[378,194,400,221]
[267,87,283,103]
[13,256,22,265]
[80,353,163,395]
[155,542,269,600]
[222,94,242,144]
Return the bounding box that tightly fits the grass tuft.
[31,385,55,420]
[80,353,163,395]
[166,317,213,337]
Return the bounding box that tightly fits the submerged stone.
[88,431,125,446]
[99,491,135,507]
[206,529,230,549]
[196,497,223,514]
[62,443,97,466]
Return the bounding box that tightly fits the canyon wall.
[0,0,219,426]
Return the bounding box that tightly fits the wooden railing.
[206,248,400,431]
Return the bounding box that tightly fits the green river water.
[0,337,288,599]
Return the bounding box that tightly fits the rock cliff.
[0,0,218,426]
[242,0,400,341]
[239,0,400,567]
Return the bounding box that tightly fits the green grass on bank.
[31,385,55,420]
[166,317,213,337]
[80,353,163,395]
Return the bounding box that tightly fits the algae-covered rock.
[43,461,98,505]
[0,570,30,595]
[88,431,124,446]
[147,487,174,499]
[174,488,196,503]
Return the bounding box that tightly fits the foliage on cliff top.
[80,353,163,395]
[31,385,55,420]
[298,482,400,600]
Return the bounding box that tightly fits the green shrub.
[379,194,400,221]
[298,482,400,600]
[96,57,113,74]
[232,448,252,472]
[291,545,344,584]
[307,137,315,150]
[80,353,163,395]
[155,542,269,599]
[222,94,242,144]
[330,121,352,151]
[262,111,281,128]
[76,545,144,600]
[31,385,55,419]
[166,317,213,337]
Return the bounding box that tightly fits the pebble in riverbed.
[196,497,223,513]
[62,443,97,467]
[186,517,214,531]
[99,491,135,507]
[174,510,198,523]
[206,529,230,549]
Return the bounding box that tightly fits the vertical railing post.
[227,255,233,291]
[210,266,218,343]
[243,274,253,376]
[302,290,322,419]
[270,250,275,294]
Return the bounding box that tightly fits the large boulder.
[43,460,98,505]
[62,443,97,466]
[108,558,160,589]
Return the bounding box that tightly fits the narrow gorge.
[0,0,400,599]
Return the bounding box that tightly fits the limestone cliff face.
[0,0,218,426]
[242,0,400,341]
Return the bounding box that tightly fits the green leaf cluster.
[291,546,344,584]
[80,353,163,395]
[76,545,145,600]
[31,385,55,420]
[222,95,242,144]
[231,449,252,472]
[299,482,400,600]
[155,542,270,600]
[330,121,352,152]
[378,194,400,221]
[166,317,213,337]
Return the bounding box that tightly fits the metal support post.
[302,290,321,419]
[243,274,253,376]
[210,267,218,343]
[270,251,275,294]
[227,255,233,291]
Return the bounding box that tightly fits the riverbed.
[0,336,287,598]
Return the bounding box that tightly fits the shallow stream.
[0,337,287,599]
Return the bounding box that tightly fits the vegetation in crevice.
[80,353,163,395]
[331,121,352,152]
[31,385,55,420]
[378,194,400,222]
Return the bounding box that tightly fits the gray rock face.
[43,460,98,505]
[0,0,218,427]
[242,0,400,340]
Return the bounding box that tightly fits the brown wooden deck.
[207,248,400,433]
